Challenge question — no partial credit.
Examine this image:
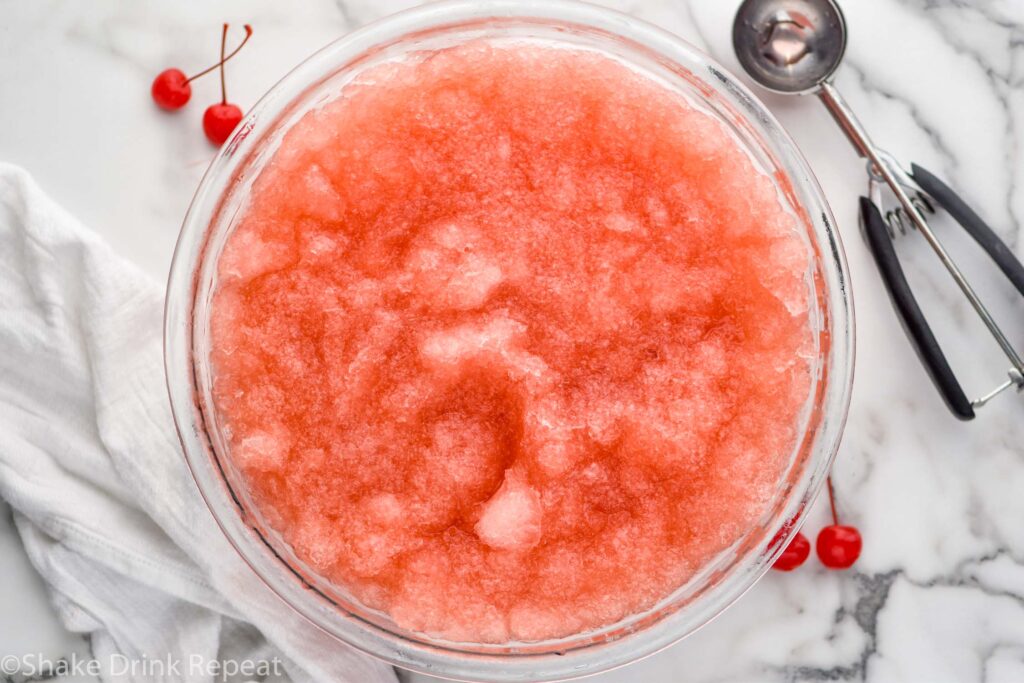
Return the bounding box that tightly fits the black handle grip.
[911,163,1024,298]
[860,196,976,420]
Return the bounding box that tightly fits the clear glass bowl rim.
[164,1,855,681]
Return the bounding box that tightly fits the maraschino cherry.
[151,69,193,110]
[816,476,862,569]
[773,531,811,571]
[203,24,247,145]
[151,24,252,111]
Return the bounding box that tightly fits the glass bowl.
[165,1,854,680]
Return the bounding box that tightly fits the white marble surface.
[1,0,1023,681]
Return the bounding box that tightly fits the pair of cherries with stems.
[152,23,253,145]
[773,476,862,571]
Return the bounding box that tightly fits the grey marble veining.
[0,1,1022,682]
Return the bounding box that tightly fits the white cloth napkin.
[0,164,398,683]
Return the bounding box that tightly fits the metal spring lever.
[859,139,1024,417]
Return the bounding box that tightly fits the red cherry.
[202,24,250,145]
[151,24,252,112]
[772,531,811,571]
[816,525,862,569]
[815,475,862,569]
[152,69,192,110]
[203,103,243,145]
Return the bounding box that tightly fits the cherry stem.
[218,23,228,104]
[826,475,839,526]
[185,24,253,86]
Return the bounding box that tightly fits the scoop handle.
[859,196,975,420]
[911,163,1024,298]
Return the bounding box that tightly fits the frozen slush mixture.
[210,42,813,642]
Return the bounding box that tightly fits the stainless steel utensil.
[733,0,1024,419]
